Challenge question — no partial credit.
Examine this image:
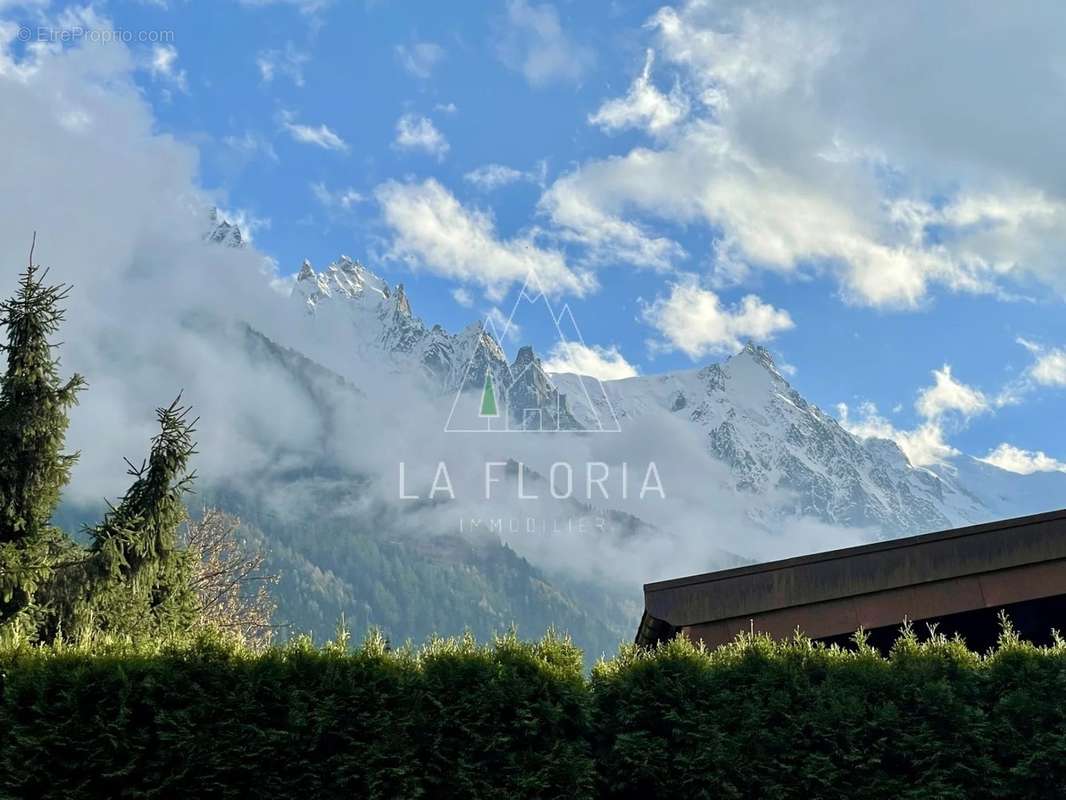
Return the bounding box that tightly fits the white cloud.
[257,42,308,87]
[311,181,364,211]
[451,287,474,307]
[375,178,592,297]
[1032,351,1066,386]
[0,23,344,500]
[915,365,989,421]
[279,110,347,151]
[980,444,1066,475]
[148,44,187,92]
[464,164,527,191]
[542,120,968,307]
[641,277,793,358]
[589,49,688,135]
[839,366,991,467]
[543,342,638,380]
[497,0,593,87]
[393,113,448,159]
[435,102,458,114]
[837,402,958,468]
[540,167,686,270]
[486,306,521,342]
[395,41,444,79]
[1018,338,1066,387]
[538,1,1066,309]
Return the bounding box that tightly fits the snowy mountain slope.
[284,250,1064,539]
[205,208,245,248]
[553,344,1062,537]
[930,454,1066,522]
[293,257,585,431]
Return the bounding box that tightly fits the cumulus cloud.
[543,342,638,380]
[839,365,992,467]
[837,402,958,468]
[375,178,593,297]
[915,365,989,421]
[539,166,686,270]
[589,49,687,135]
[539,1,1066,309]
[981,444,1066,475]
[395,41,444,79]
[393,112,449,159]
[542,120,967,307]
[279,110,347,151]
[451,287,474,307]
[641,278,793,358]
[497,0,593,87]
[1018,338,1066,387]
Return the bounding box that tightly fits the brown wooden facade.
[637,509,1066,651]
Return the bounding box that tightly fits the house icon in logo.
[444,271,622,434]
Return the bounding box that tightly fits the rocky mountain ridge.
[287,249,1063,538]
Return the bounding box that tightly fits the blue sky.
[4,0,1066,475]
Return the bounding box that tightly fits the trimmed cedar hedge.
[2,625,1066,799]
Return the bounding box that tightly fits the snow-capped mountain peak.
[295,256,390,310]
[735,340,780,372]
[200,224,1064,541]
[205,208,245,248]
[558,335,992,535]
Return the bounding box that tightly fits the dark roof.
[637,508,1066,647]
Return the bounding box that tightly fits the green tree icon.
[479,371,499,418]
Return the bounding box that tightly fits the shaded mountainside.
[57,478,635,664]
[200,484,633,661]
[223,321,638,659]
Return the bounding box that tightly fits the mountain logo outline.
[444,271,622,434]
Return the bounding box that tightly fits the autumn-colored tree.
[182,508,279,646]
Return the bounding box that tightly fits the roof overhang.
[637,509,1066,648]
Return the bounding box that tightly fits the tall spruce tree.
[0,245,85,636]
[84,397,200,639]
[0,239,261,645]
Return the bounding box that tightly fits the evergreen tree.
[0,239,269,645]
[84,397,200,639]
[0,246,85,636]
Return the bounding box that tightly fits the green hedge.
[2,626,1066,799]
